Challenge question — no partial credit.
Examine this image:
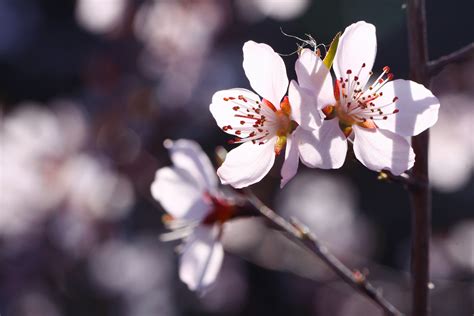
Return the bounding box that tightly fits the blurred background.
[0,0,473,315]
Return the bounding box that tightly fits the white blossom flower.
[151,139,233,291]
[210,41,314,188]
[291,21,440,175]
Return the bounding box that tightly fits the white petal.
[242,41,288,107]
[217,138,277,188]
[280,134,299,188]
[334,21,376,88]
[179,225,224,291]
[372,79,440,136]
[210,88,275,137]
[353,125,415,175]
[165,139,218,192]
[295,48,335,107]
[288,80,323,130]
[151,167,210,220]
[297,119,348,169]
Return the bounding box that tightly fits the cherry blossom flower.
[151,139,234,291]
[291,21,440,175]
[210,41,314,188]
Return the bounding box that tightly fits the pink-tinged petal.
[210,88,276,137]
[297,119,348,169]
[353,125,415,175]
[242,41,288,107]
[165,139,218,192]
[217,138,277,188]
[334,21,376,88]
[372,79,440,137]
[295,48,335,108]
[288,80,323,130]
[179,225,224,291]
[280,134,300,188]
[151,167,210,221]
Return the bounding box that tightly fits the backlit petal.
[243,41,289,107]
[297,119,348,169]
[165,139,218,192]
[334,21,376,88]
[151,167,210,221]
[210,88,276,138]
[280,134,300,188]
[295,48,335,108]
[372,79,440,136]
[288,80,323,130]
[353,125,415,175]
[217,138,277,188]
[179,225,224,291]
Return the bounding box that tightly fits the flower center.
[202,193,235,225]
[322,65,400,137]
[221,94,297,155]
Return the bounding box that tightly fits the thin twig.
[428,43,474,76]
[243,189,404,316]
[406,0,431,315]
[377,171,426,190]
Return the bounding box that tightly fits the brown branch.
[377,171,426,190]
[243,189,404,316]
[406,0,431,315]
[428,43,474,76]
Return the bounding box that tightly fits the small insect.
[279,27,327,57]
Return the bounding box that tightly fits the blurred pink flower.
[151,139,233,291]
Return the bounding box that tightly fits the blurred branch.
[243,189,404,316]
[428,43,474,76]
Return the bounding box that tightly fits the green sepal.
[323,32,341,69]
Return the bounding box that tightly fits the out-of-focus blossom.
[151,139,234,291]
[276,171,375,260]
[134,0,225,106]
[292,21,439,175]
[75,0,128,34]
[429,93,474,192]
[236,0,310,22]
[89,237,176,316]
[0,102,134,237]
[10,291,61,316]
[210,41,317,188]
[445,220,474,272]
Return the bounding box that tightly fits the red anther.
[232,106,240,111]
[393,109,399,113]
[235,130,241,135]
[383,66,390,73]
[362,63,366,67]
[387,73,394,80]
[383,116,388,120]
[238,95,247,102]
[346,69,352,74]
[223,97,229,101]
[228,97,235,100]
[354,76,359,81]
[240,121,245,125]
[392,96,399,102]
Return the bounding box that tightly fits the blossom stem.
[243,189,404,316]
[428,43,474,77]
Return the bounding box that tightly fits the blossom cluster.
[151,21,440,292]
